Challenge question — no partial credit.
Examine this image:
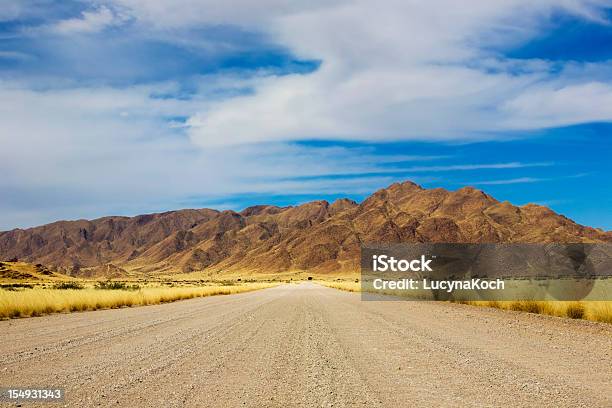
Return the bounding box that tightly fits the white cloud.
[100,0,612,146]
[52,6,127,34]
[501,82,612,128]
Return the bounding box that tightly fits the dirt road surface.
[1,283,610,407]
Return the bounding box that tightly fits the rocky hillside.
[1,181,610,276]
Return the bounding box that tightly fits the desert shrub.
[95,281,140,291]
[565,302,585,319]
[53,281,84,290]
[509,301,544,314]
[1,283,34,291]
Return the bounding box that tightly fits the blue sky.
[0,0,611,231]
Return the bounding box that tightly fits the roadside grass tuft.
[565,302,585,319]
[509,300,546,314]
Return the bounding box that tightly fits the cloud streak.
[461,172,589,186]
[464,177,545,185]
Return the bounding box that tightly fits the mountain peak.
[387,180,423,190]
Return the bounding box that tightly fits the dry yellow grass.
[461,300,612,324]
[0,283,277,319]
[318,280,612,324]
[318,281,361,292]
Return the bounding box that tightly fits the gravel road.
[1,283,610,407]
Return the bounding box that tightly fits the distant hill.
[0,261,71,281]
[1,181,610,277]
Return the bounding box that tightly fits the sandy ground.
[1,283,610,407]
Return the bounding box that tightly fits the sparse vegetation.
[1,283,34,291]
[53,281,84,290]
[0,283,277,319]
[94,280,140,290]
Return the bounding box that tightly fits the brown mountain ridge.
[1,181,610,277]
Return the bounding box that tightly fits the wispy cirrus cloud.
[0,51,33,60]
[461,172,589,186]
[284,162,555,182]
[464,177,546,186]
[392,162,553,173]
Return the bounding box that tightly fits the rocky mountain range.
[1,181,610,277]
